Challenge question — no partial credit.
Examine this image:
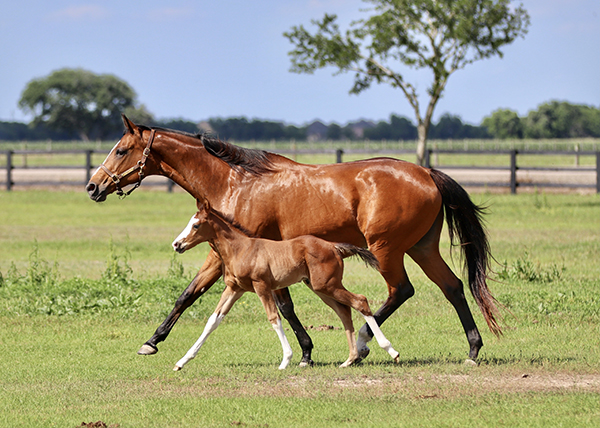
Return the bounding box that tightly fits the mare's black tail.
[429,168,502,336]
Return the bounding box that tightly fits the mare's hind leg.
[356,250,415,361]
[407,212,483,363]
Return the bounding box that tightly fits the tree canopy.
[284,0,530,164]
[18,68,150,141]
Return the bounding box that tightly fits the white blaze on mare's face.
[92,138,122,176]
[172,214,199,250]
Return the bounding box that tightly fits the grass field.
[0,189,599,427]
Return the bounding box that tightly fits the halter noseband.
[100,129,156,199]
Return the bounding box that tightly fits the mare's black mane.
[147,125,276,176]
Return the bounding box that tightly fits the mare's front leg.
[173,286,244,371]
[138,250,223,355]
[272,288,314,367]
[256,286,293,370]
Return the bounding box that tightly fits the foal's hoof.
[464,358,478,367]
[173,365,182,371]
[137,344,158,355]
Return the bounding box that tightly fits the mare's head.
[172,199,214,254]
[86,115,160,202]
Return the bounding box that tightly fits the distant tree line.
[2,68,598,142]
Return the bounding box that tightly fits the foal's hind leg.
[313,294,359,367]
[310,272,400,364]
[408,212,483,363]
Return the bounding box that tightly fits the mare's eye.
[115,148,128,157]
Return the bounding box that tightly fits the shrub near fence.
[1,142,599,193]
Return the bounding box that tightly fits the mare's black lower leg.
[408,242,484,361]
[138,253,222,355]
[356,280,415,361]
[273,288,314,366]
[444,280,483,360]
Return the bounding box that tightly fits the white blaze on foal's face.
[172,213,201,253]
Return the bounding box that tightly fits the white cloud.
[47,5,110,22]
[145,7,195,22]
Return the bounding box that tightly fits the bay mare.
[86,116,500,366]
[171,199,400,370]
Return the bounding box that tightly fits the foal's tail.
[335,243,380,272]
[429,168,502,337]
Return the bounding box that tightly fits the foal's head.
[172,200,213,253]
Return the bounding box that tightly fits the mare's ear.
[122,114,138,135]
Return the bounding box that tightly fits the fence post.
[596,152,600,194]
[167,179,174,193]
[510,149,518,194]
[6,150,13,191]
[424,149,432,168]
[336,149,344,163]
[85,150,93,184]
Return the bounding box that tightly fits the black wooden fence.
[2,148,599,193]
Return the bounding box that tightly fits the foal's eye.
[192,224,199,230]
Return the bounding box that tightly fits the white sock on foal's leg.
[363,316,400,363]
[174,312,225,371]
[272,318,293,370]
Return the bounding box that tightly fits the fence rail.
[2,148,599,193]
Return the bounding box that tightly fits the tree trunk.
[416,123,428,166]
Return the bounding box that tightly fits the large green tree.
[19,68,150,141]
[524,101,600,139]
[482,108,523,139]
[285,0,530,165]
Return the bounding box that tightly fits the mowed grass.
[0,189,599,428]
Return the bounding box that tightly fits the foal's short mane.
[146,125,276,176]
[209,207,258,238]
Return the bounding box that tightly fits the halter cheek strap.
[101,129,156,198]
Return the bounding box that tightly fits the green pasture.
[0,189,599,427]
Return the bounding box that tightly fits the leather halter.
[100,129,156,198]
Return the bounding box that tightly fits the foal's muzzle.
[172,241,187,254]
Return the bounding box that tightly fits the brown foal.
[171,199,400,370]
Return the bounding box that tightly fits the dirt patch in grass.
[148,372,600,400]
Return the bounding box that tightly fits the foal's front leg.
[173,286,244,371]
[255,286,293,370]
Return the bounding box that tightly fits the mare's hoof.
[355,346,370,364]
[464,358,478,367]
[298,359,314,368]
[137,344,158,355]
[393,354,400,364]
[173,365,182,371]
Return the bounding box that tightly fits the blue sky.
[1,0,598,126]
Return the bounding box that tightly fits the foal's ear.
[122,114,138,135]
[196,197,211,213]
